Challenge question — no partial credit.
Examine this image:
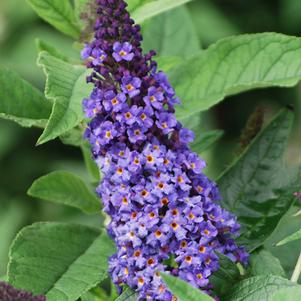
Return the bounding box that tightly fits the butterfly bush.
[82,0,248,299]
[0,282,45,301]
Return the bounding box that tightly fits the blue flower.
[113,41,135,62]
[143,86,164,110]
[121,75,142,98]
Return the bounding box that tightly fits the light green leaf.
[115,288,137,301]
[156,56,184,74]
[218,109,301,251]
[142,6,199,58]
[171,33,301,120]
[224,275,297,301]
[0,67,51,127]
[127,0,153,12]
[81,287,110,301]
[271,286,301,301]
[36,39,70,62]
[37,51,92,145]
[162,273,215,301]
[8,222,115,301]
[26,0,80,38]
[28,171,101,214]
[249,249,286,277]
[276,229,301,246]
[131,0,193,23]
[0,275,8,282]
[191,129,223,154]
[264,206,301,279]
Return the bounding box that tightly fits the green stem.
[291,251,301,283]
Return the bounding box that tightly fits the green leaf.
[26,0,80,38]
[162,273,215,301]
[218,109,301,251]
[0,67,51,127]
[8,222,115,301]
[0,275,8,282]
[36,39,70,62]
[131,0,193,23]
[224,275,297,301]
[214,253,240,283]
[127,0,154,13]
[59,126,84,147]
[249,249,286,277]
[271,286,301,301]
[81,143,101,183]
[264,206,301,278]
[191,129,223,154]
[28,171,100,214]
[115,288,137,301]
[188,0,239,45]
[276,229,301,246]
[37,51,92,145]
[81,287,110,301]
[156,56,184,74]
[171,33,301,120]
[142,6,199,58]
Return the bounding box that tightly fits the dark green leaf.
[131,0,193,23]
[171,33,301,120]
[249,249,286,277]
[37,51,92,145]
[0,67,51,127]
[28,171,101,214]
[142,6,199,58]
[115,288,137,301]
[218,109,301,251]
[224,275,297,301]
[162,273,215,301]
[26,0,80,38]
[8,222,115,301]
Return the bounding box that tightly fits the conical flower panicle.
[82,1,248,300]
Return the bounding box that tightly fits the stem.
[291,251,301,283]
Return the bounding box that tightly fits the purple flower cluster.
[82,0,248,300]
[0,282,45,301]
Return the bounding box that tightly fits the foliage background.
[0,0,300,283]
